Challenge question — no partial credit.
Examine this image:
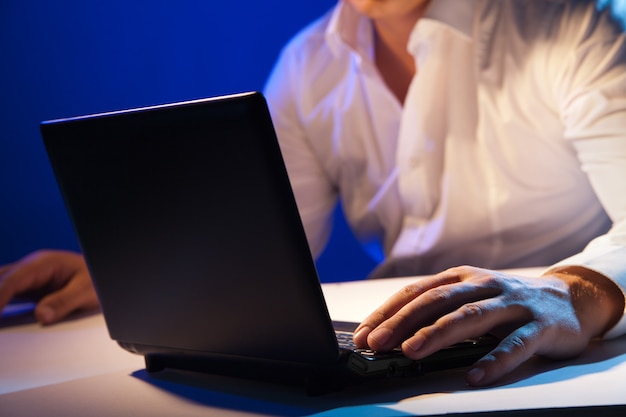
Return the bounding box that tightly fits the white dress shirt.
[264,0,626,336]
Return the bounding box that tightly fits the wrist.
[544,266,625,338]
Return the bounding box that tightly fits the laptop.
[40,92,497,393]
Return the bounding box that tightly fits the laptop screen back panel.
[41,93,340,366]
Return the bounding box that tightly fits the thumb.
[34,277,99,325]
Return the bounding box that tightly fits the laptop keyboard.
[336,329,408,364]
[333,322,405,357]
[335,330,357,350]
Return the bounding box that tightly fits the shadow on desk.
[489,337,626,389]
[131,366,469,416]
[130,335,626,417]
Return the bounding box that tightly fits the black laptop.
[40,92,496,393]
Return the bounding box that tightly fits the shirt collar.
[325,1,375,62]
[326,0,477,60]
[326,0,478,60]
[422,0,477,39]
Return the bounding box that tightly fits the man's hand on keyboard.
[353,265,624,386]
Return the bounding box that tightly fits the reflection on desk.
[1,273,626,416]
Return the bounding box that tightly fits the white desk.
[2,270,626,416]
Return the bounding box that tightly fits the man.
[262,0,626,385]
[1,0,625,386]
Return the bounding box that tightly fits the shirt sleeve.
[263,40,338,259]
[547,5,626,338]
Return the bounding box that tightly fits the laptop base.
[144,351,359,395]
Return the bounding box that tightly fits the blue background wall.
[0,1,377,282]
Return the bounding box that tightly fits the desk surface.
[2,269,626,416]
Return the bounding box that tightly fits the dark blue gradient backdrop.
[0,1,377,282]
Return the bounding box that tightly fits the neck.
[372,8,425,103]
[374,13,418,57]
